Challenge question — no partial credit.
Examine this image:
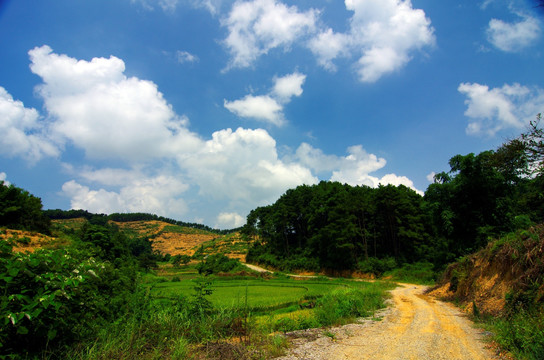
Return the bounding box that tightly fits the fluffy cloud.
[216,212,246,228]
[487,14,541,52]
[308,28,350,72]
[296,143,422,194]
[2,45,422,227]
[62,174,189,218]
[224,72,305,126]
[181,127,317,206]
[0,86,59,162]
[29,45,201,162]
[272,72,306,101]
[222,0,433,82]
[458,82,544,136]
[222,0,318,69]
[309,0,435,82]
[224,95,284,125]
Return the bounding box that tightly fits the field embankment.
[428,224,544,315]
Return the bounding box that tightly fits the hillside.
[0,228,63,253]
[429,224,544,315]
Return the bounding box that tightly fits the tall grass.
[67,278,393,359]
[491,308,544,360]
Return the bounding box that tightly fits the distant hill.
[46,217,252,260]
[43,209,239,234]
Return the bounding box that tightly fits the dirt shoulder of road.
[276,284,509,360]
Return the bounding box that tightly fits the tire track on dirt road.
[278,284,499,360]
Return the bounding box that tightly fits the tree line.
[244,116,544,273]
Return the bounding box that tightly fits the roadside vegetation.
[432,225,544,360]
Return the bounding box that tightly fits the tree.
[0,181,50,234]
[426,151,516,256]
[520,114,544,175]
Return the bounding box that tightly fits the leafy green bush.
[383,262,436,284]
[196,254,244,275]
[493,308,544,360]
[357,257,397,276]
[0,243,137,357]
[171,254,191,267]
[315,287,385,326]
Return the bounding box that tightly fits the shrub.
[314,287,384,326]
[196,254,244,275]
[494,308,544,360]
[357,257,397,276]
[383,262,436,284]
[0,243,137,357]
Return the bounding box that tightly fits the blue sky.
[1,0,543,229]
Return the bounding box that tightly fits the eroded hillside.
[429,224,544,315]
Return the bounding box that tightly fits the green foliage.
[196,253,244,275]
[171,254,191,267]
[493,308,544,360]
[0,244,137,357]
[246,181,432,272]
[382,262,436,284]
[357,257,397,276]
[0,181,50,234]
[314,287,386,326]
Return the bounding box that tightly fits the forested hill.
[244,117,544,273]
[43,209,238,235]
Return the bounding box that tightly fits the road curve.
[278,284,499,360]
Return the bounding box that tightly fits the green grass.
[162,225,213,235]
[68,272,395,359]
[149,278,351,310]
[382,262,437,285]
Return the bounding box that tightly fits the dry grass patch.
[0,228,64,253]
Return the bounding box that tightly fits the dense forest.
[244,116,544,273]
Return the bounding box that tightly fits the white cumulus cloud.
[221,0,318,69]
[272,72,306,101]
[458,82,544,136]
[62,174,189,218]
[1,45,424,227]
[296,143,422,194]
[487,14,541,52]
[29,45,201,162]
[0,86,59,162]
[216,212,246,228]
[180,127,317,207]
[224,72,305,126]
[309,0,435,83]
[224,95,284,125]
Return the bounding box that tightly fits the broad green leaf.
[47,328,57,340]
[16,325,29,335]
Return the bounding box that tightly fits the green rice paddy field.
[145,265,394,317]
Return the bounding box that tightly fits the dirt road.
[278,284,499,360]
